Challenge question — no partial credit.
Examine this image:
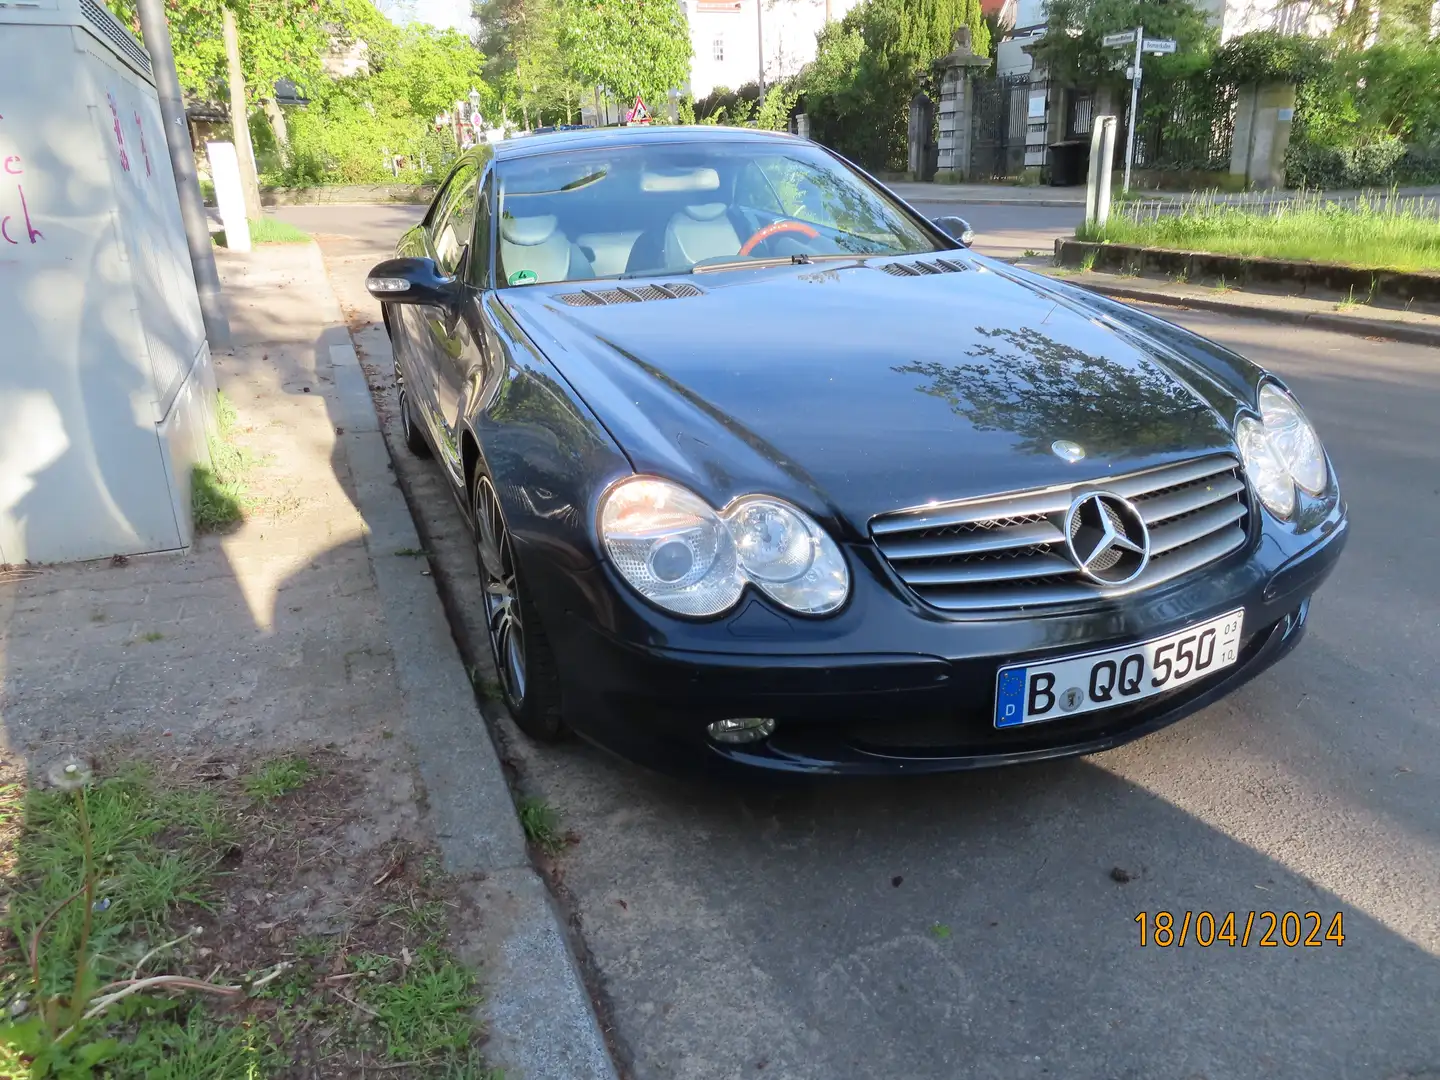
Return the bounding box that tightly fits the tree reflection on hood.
[893,325,1217,457]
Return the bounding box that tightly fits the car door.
[419,158,483,481]
[429,159,496,486]
[393,164,470,460]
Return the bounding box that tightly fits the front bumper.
[524,503,1348,776]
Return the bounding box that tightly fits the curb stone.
[1053,278,1440,348]
[306,243,620,1080]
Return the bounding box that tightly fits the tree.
[561,0,693,105]
[1028,0,1213,91]
[106,0,360,104]
[798,0,990,170]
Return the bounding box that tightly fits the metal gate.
[970,75,1030,181]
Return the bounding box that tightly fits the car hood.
[500,258,1244,537]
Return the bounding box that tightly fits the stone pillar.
[909,93,936,180]
[932,28,992,182]
[1231,82,1297,189]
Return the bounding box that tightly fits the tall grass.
[1077,190,1440,272]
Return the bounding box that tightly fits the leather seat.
[499,214,594,284]
[662,203,742,268]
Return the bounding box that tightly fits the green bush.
[1285,138,1409,189]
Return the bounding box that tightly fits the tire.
[396,364,431,459]
[471,472,567,742]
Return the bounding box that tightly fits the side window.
[735,162,782,215]
[431,164,479,275]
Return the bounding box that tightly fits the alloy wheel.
[474,477,526,706]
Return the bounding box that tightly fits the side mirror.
[931,215,975,248]
[365,257,460,305]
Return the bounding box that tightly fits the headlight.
[598,478,742,617]
[598,478,850,617]
[726,496,850,615]
[1258,383,1327,494]
[1237,417,1295,518]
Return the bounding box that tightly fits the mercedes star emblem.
[1063,492,1151,586]
[1051,440,1086,463]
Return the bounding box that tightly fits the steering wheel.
[738,219,820,256]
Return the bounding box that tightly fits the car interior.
[492,144,938,287]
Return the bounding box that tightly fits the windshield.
[493,140,944,286]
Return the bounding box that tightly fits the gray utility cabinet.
[0,0,216,564]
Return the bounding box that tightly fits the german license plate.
[993,609,1245,729]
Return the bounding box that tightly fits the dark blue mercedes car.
[367,125,1347,775]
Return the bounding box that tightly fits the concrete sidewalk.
[0,242,616,1080]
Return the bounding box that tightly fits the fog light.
[706,718,776,744]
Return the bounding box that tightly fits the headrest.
[681,203,728,223]
[641,167,720,193]
[501,214,559,246]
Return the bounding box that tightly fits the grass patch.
[192,392,254,534]
[242,756,314,802]
[212,218,311,248]
[516,797,564,856]
[1076,190,1440,272]
[1078,249,1098,272]
[0,755,494,1078]
[249,217,311,244]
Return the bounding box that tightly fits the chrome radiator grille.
[870,455,1250,613]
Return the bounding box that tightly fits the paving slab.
[0,241,616,1080]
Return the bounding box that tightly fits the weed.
[1022,248,1041,258]
[517,797,565,856]
[243,756,315,802]
[362,945,478,1061]
[141,631,165,643]
[348,952,397,977]
[215,218,312,247]
[89,611,106,623]
[1336,285,1361,312]
[930,923,952,940]
[0,764,241,1073]
[380,897,449,937]
[192,392,253,533]
[1210,275,1235,294]
[393,547,430,557]
[249,216,312,244]
[1078,249,1098,272]
[1075,188,1440,272]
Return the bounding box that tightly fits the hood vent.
[556,282,705,307]
[879,257,970,277]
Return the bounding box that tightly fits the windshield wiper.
[691,253,817,275]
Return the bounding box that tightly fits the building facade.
[681,0,861,99]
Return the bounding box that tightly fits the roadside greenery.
[192,392,252,534]
[798,0,992,171]
[1078,191,1440,272]
[475,0,692,127]
[0,757,493,1077]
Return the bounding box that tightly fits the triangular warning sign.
[628,95,651,124]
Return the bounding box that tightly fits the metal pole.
[135,0,230,349]
[756,0,766,95]
[1123,25,1141,194]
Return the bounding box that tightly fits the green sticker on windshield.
[508,269,538,286]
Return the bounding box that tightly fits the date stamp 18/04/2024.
[1136,911,1345,947]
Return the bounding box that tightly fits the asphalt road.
[281,203,1440,1080]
